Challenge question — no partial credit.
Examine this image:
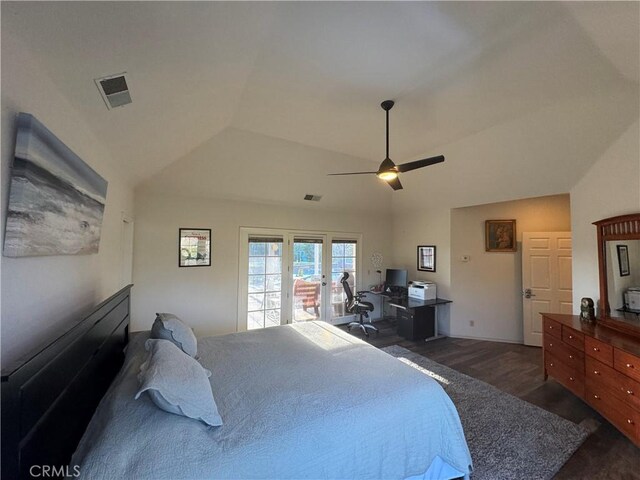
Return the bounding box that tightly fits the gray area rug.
[382,345,590,480]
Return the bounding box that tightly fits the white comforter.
[72,322,472,479]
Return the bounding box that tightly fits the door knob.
[523,288,536,299]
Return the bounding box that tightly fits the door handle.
[322,282,327,286]
[523,288,536,299]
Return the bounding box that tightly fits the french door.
[290,235,326,323]
[246,235,284,330]
[239,228,361,330]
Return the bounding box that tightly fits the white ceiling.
[2,1,639,189]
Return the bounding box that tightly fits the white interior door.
[522,232,573,346]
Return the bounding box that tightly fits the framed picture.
[417,245,436,272]
[617,244,630,276]
[179,228,211,267]
[485,220,517,252]
[4,113,108,257]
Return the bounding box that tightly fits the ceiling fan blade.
[396,155,445,173]
[327,171,377,176]
[387,177,403,191]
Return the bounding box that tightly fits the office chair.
[340,272,378,337]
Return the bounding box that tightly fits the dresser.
[542,313,640,446]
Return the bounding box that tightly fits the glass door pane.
[292,237,324,323]
[247,237,283,330]
[331,240,357,320]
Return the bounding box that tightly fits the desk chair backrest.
[340,272,376,336]
[339,272,356,311]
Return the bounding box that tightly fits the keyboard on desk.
[386,295,406,302]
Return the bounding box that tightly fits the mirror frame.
[594,213,640,338]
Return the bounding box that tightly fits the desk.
[372,292,451,341]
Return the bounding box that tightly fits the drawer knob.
[550,363,554,367]
[569,355,574,359]
[594,370,600,375]
[593,394,600,400]
[569,376,575,381]
[627,419,634,425]
[627,390,634,395]
[593,347,600,352]
[626,363,635,369]
[549,343,553,347]
[569,335,573,339]
[549,326,554,329]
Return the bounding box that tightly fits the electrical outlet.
[469,320,475,327]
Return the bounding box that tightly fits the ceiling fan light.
[377,171,398,181]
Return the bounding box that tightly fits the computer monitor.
[385,268,408,292]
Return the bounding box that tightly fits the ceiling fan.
[328,100,444,190]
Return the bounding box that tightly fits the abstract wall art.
[3,113,108,257]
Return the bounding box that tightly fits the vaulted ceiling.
[2,2,639,200]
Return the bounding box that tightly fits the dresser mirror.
[606,239,640,318]
[595,213,640,337]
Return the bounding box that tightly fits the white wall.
[450,194,571,342]
[390,207,452,334]
[132,192,392,336]
[137,126,393,215]
[1,32,134,366]
[388,78,638,343]
[570,120,640,313]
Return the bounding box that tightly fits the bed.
[2,286,472,479]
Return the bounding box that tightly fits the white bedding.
[72,321,472,479]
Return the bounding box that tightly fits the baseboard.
[449,334,524,345]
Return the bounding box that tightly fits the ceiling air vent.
[95,73,132,110]
[304,194,323,202]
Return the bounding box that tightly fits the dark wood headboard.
[1,285,132,479]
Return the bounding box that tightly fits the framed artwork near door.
[417,245,436,272]
[617,244,630,276]
[485,219,517,252]
[179,228,211,267]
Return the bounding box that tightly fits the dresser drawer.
[585,336,614,367]
[586,386,640,443]
[543,316,562,339]
[562,326,584,352]
[545,352,584,398]
[614,349,640,384]
[544,334,584,371]
[543,333,562,355]
[586,357,640,411]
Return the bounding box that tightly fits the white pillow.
[135,338,223,426]
[151,313,198,357]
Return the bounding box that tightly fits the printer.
[625,287,640,311]
[408,281,436,300]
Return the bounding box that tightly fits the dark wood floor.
[338,320,640,479]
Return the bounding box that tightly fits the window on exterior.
[292,238,323,323]
[331,240,357,318]
[247,237,282,330]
